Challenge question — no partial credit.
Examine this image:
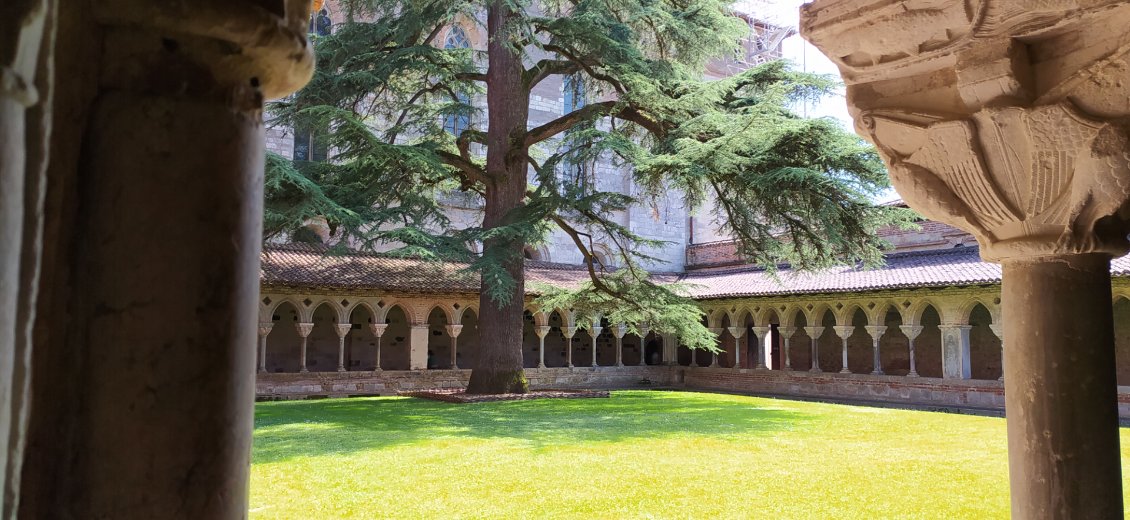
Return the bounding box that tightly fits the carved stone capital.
[369,323,388,338]
[779,326,797,338]
[333,323,351,338]
[863,103,1130,260]
[803,1,1130,262]
[751,326,771,338]
[533,325,550,339]
[587,326,603,339]
[864,325,888,339]
[637,324,650,338]
[560,326,577,339]
[832,325,854,339]
[445,324,463,338]
[803,326,825,339]
[900,325,925,341]
[257,322,274,338]
[612,323,628,339]
[708,327,725,337]
[727,326,746,339]
[294,322,313,338]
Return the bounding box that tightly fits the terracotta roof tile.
[261,243,1130,298]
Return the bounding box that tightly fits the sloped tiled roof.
[261,243,1130,299]
[682,246,999,299]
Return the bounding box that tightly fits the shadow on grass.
[254,391,812,464]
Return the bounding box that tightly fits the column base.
[809,368,822,373]
[839,368,851,374]
[871,370,884,376]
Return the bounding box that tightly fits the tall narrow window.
[443,26,472,136]
[562,73,585,114]
[293,126,327,162]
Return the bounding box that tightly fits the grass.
[251,390,1130,519]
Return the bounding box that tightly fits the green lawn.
[251,390,1130,519]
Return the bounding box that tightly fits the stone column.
[899,325,924,378]
[295,322,314,373]
[803,326,823,373]
[802,4,1130,514]
[708,327,724,367]
[562,326,577,368]
[727,326,746,370]
[369,324,387,371]
[751,326,770,370]
[990,323,1003,382]
[33,1,316,516]
[938,325,971,380]
[588,323,602,368]
[257,322,273,373]
[662,333,678,366]
[864,325,887,375]
[612,323,628,367]
[533,325,550,369]
[780,327,795,370]
[637,324,650,366]
[832,325,854,374]
[333,324,351,372]
[409,324,429,370]
[446,324,463,369]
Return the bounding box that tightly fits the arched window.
[443,26,472,136]
[562,73,585,114]
[309,8,332,36]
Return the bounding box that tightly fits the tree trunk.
[466,0,530,394]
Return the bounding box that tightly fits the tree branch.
[435,150,489,186]
[524,58,579,89]
[525,101,666,146]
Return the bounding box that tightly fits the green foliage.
[263,0,907,351]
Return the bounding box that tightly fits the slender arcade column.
[533,325,550,369]
[727,326,746,369]
[801,3,1130,515]
[257,323,274,373]
[864,325,887,375]
[803,326,823,373]
[780,327,795,370]
[708,327,723,367]
[637,325,650,366]
[612,324,628,367]
[751,326,770,370]
[899,325,924,378]
[832,326,853,374]
[588,324,602,368]
[562,327,577,368]
[334,324,351,372]
[369,324,387,371]
[295,322,314,373]
[446,324,464,369]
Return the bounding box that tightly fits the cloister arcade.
[254,283,1130,385]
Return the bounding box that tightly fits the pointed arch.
[908,297,946,326]
[308,298,346,323]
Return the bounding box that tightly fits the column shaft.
[840,338,850,374]
[1002,255,1122,518]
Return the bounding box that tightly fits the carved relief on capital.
[369,323,388,337]
[334,323,352,338]
[800,0,1124,84]
[258,322,274,338]
[533,326,551,339]
[726,326,746,339]
[295,322,314,338]
[863,102,1130,261]
[446,324,464,338]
